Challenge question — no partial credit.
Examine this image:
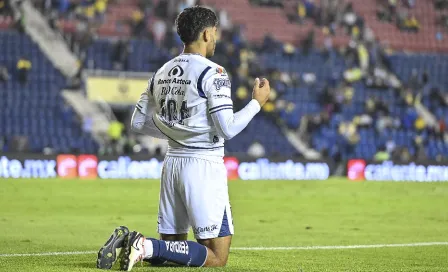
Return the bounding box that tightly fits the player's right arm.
[130,77,167,140]
[205,74,270,140]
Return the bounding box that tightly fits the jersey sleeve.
[130,77,167,140]
[203,70,261,140]
[203,71,234,114]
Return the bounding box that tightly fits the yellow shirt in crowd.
[108,121,124,141]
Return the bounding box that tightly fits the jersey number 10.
[160,99,189,122]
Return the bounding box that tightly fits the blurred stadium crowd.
[0,0,447,163]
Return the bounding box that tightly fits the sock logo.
[164,241,189,255]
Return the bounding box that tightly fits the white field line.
[1,242,447,257]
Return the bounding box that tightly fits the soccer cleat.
[97,226,130,269]
[120,231,153,271]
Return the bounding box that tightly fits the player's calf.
[122,232,231,270]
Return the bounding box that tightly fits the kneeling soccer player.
[96,5,270,270]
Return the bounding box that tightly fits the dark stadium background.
[0,0,447,180]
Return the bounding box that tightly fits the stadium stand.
[0,31,98,153]
[1,0,447,161]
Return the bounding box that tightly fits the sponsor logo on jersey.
[216,67,226,74]
[174,58,189,63]
[161,86,185,96]
[157,78,191,85]
[213,94,231,99]
[168,65,184,77]
[193,224,218,235]
[213,78,231,90]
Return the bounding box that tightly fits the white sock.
[143,239,154,259]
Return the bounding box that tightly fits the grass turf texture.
[0,178,447,271]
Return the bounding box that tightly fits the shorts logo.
[78,155,98,179]
[193,224,218,235]
[168,65,184,77]
[213,78,231,90]
[57,155,77,178]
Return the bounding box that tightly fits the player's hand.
[252,77,271,107]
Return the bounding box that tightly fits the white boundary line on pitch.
[1,242,448,257]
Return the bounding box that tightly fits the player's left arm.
[205,72,261,140]
[130,77,167,140]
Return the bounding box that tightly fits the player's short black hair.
[175,6,218,45]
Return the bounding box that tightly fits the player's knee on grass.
[198,235,232,267]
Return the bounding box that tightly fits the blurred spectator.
[438,118,446,134]
[407,69,420,89]
[9,136,29,152]
[404,0,416,8]
[434,0,448,9]
[123,135,138,155]
[342,2,357,34]
[235,85,250,111]
[219,9,232,31]
[402,107,418,130]
[377,5,393,22]
[342,83,354,104]
[0,65,9,83]
[399,147,412,162]
[247,140,266,158]
[0,136,6,152]
[338,121,360,157]
[414,116,426,131]
[322,28,333,60]
[83,116,94,135]
[374,146,390,162]
[250,0,283,7]
[376,112,394,134]
[355,114,373,128]
[301,30,315,55]
[388,0,398,15]
[0,0,11,15]
[287,1,306,24]
[16,56,32,85]
[128,9,146,37]
[436,153,447,163]
[111,39,131,70]
[261,34,279,53]
[386,137,396,154]
[152,19,167,47]
[397,12,420,32]
[108,120,125,154]
[413,135,427,160]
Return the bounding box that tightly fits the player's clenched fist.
[252,77,271,107]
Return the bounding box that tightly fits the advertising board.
[347,160,448,182]
[0,154,332,181]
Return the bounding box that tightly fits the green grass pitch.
[0,177,447,271]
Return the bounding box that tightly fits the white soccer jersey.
[130,53,263,239]
[131,53,261,157]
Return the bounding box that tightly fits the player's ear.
[203,28,211,42]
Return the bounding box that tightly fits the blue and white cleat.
[97,226,130,269]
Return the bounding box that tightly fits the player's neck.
[183,44,206,58]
